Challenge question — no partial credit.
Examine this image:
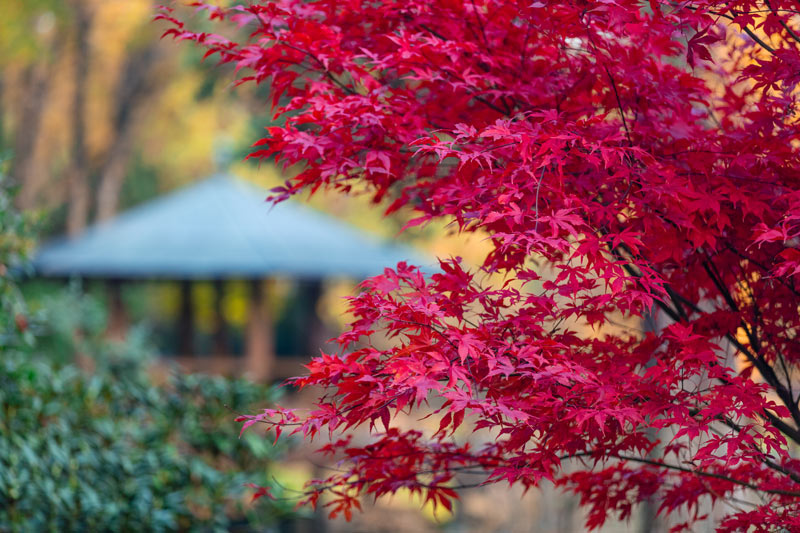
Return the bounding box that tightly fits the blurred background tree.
[1,0,256,237]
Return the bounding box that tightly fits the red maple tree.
[161,1,800,530]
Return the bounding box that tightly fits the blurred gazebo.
[33,174,428,381]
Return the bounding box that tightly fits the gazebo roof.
[33,174,432,280]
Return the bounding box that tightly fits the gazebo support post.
[178,280,194,356]
[245,279,275,382]
[105,278,128,341]
[300,279,326,357]
[212,278,229,355]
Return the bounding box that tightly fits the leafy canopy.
[163,1,800,530]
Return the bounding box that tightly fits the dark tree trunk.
[96,40,164,221]
[65,1,92,237]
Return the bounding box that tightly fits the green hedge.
[0,354,294,532]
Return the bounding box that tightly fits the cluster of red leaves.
[162,1,800,530]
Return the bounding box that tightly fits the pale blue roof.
[33,174,433,280]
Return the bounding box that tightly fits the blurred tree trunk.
[11,64,51,208]
[65,1,92,237]
[96,41,164,222]
[638,311,666,533]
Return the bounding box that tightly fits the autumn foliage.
[161,1,800,530]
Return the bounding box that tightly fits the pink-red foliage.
[162,1,800,529]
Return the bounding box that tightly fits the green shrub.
[0,174,35,351]
[0,175,296,532]
[0,351,293,532]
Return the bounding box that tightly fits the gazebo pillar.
[177,280,195,356]
[301,280,327,356]
[212,279,229,355]
[105,278,128,341]
[244,279,275,382]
